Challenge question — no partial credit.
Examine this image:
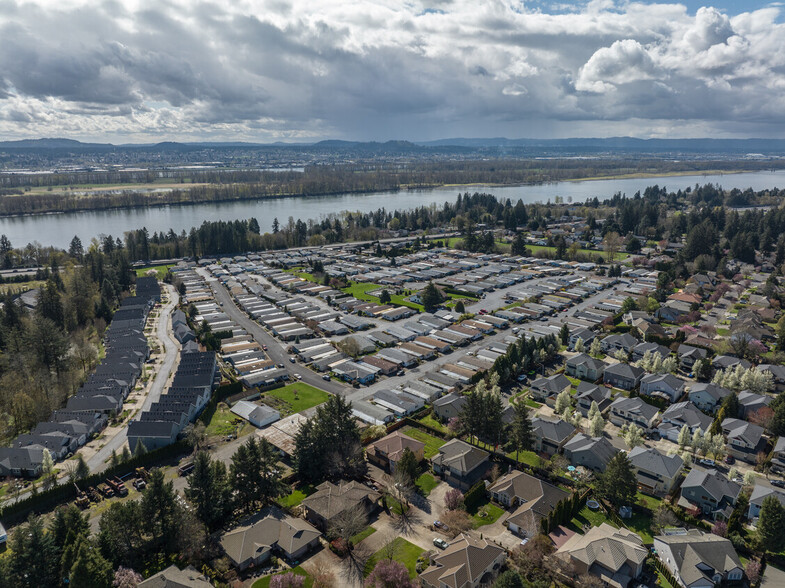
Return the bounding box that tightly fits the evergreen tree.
[141,468,179,549]
[68,539,113,588]
[185,451,233,530]
[396,448,420,486]
[595,453,637,508]
[758,494,785,553]
[455,299,466,314]
[7,515,59,587]
[559,323,570,345]
[508,402,535,466]
[420,282,443,312]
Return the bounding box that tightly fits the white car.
[433,538,449,550]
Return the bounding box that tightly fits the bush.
[463,480,486,511]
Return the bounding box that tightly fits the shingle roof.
[556,523,647,575]
[419,533,505,588]
[301,480,380,521]
[609,397,660,421]
[661,402,713,432]
[628,446,683,479]
[682,468,741,504]
[432,439,489,475]
[532,417,576,443]
[655,530,742,586]
[137,565,213,588]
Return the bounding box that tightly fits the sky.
[0,0,784,143]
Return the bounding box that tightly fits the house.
[628,446,684,494]
[771,437,785,474]
[565,354,606,381]
[603,363,644,391]
[488,470,569,537]
[632,342,671,362]
[679,467,741,516]
[609,397,660,431]
[529,374,571,404]
[759,364,785,392]
[563,434,618,472]
[431,439,490,490]
[127,420,179,453]
[654,530,743,588]
[655,300,692,323]
[639,373,687,402]
[569,327,596,350]
[220,507,321,570]
[678,344,708,370]
[747,483,785,519]
[600,333,638,355]
[372,389,424,416]
[555,523,647,588]
[688,383,732,414]
[300,480,381,533]
[738,390,773,419]
[531,417,577,457]
[230,401,280,428]
[712,355,751,371]
[575,382,613,416]
[137,565,214,588]
[419,533,506,588]
[721,418,767,463]
[0,446,45,478]
[432,392,467,422]
[658,402,713,442]
[366,431,425,472]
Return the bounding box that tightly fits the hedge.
[0,440,189,524]
[464,480,487,511]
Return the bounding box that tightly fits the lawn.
[350,525,377,546]
[253,566,312,588]
[268,383,330,413]
[417,413,449,434]
[364,537,425,578]
[636,491,664,511]
[204,404,241,436]
[402,427,446,459]
[656,570,674,588]
[526,244,629,261]
[569,505,615,533]
[468,499,505,529]
[505,450,542,469]
[625,511,655,544]
[278,484,315,508]
[416,472,439,496]
[134,264,175,278]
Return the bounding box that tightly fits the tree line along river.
[0,170,784,250]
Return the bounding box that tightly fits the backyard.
[253,566,312,588]
[402,427,446,459]
[416,472,439,496]
[267,383,330,413]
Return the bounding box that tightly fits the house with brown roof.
[138,565,213,588]
[300,480,381,533]
[488,470,570,537]
[220,507,321,570]
[365,430,425,472]
[419,533,506,588]
[555,523,647,588]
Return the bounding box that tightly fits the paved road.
[204,274,348,397]
[87,283,180,472]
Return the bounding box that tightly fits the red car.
[262,345,268,350]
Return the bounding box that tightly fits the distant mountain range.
[2,136,785,154]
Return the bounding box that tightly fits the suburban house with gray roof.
[628,446,684,495]
[431,439,490,490]
[600,333,638,354]
[609,397,660,431]
[653,530,743,588]
[137,565,213,588]
[488,470,569,538]
[738,390,773,419]
[747,483,785,519]
[721,418,767,463]
[563,434,618,472]
[419,533,506,588]
[639,373,687,402]
[678,344,708,370]
[529,373,571,404]
[575,382,613,416]
[658,402,713,443]
[220,507,320,570]
[688,383,732,414]
[565,353,606,382]
[300,480,381,533]
[432,392,467,422]
[531,417,576,457]
[603,363,644,391]
[680,468,741,517]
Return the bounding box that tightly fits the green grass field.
[506,450,542,469]
[364,538,425,578]
[416,472,439,496]
[278,484,316,508]
[205,405,241,436]
[569,505,615,533]
[253,566,312,588]
[402,427,446,458]
[468,499,505,529]
[268,383,330,413]
[134,264,175,278]
[417,413,449,434]
[350,526,377,546]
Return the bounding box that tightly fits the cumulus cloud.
[0,1,783,141]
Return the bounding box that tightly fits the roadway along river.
[1,170,784,250]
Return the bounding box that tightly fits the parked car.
[322,374,331,381]
[724,455,735,465]
[263,345,268,350]
[433,538,449,550]
[771,480,785,488]
[289,357,296,363]
[433,520,448,530]
[277,363,285,368]
[295,374,302,380]
[699,458,716,468]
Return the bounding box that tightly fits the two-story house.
[529,374,571,404]
[678,344,708,370]
[688,383,732,414]
[639,373,687,403]
[575,382,613,416]
[721,418,766,464]
[565,354,606,382]
[680,467,741,518]
[603,363,644,391]
[658,402,713,443]
[531,417,577,457]
[628,446,684,495]
[488,470,570,537]
[431,439,490,490]
[654,530,743,588]
[600,333,638,355]
[563,434,618,472]
[609,397,660,431]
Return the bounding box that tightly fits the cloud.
[0,1,783,141]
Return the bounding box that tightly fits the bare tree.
[328,504,368,543]
[603,231,623,262]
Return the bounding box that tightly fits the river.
[1,170,784,250]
